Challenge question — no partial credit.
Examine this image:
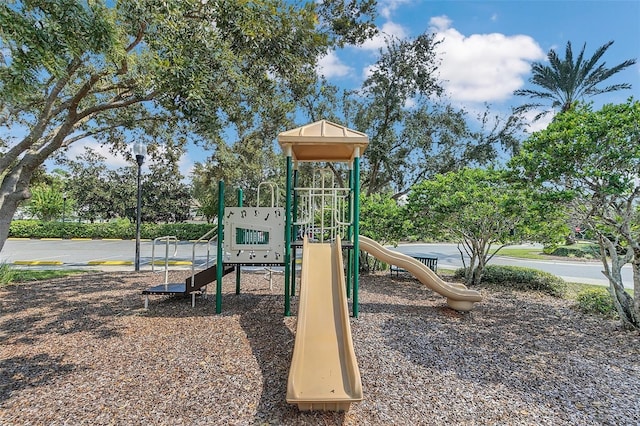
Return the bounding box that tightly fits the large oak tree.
[340,35,526,198]
[0,0,377,253]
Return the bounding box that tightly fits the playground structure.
[141,120,482,411]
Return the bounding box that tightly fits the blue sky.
[67,0,640,175]
[318,0,640,128]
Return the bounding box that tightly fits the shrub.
[575,288,618,318]
[454,265,566,297]
[547,244,600,258]
[9,220,215,241]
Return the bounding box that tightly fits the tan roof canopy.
[278,120,369,162]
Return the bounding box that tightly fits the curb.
[11,260,194,267]
[151,260,193,266]
[13,260,64,265]
[7,237,153,242]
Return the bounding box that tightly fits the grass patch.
[7,269,90,284]
[436,267,457,277]
[0,262,15,285]
[455,265,567,297]
[492,247,548,260]
[564,281,634,299]
[493,242,600,260]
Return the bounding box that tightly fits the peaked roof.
[277,120,369,162]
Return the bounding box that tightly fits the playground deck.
[141,282,190,295]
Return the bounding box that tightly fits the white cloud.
[65,138,130,169]
[429,15,452,32]
[428,16,545,104]
[63,138,193,180]
[404,97,417,109]
[379,0,413,20]
[179,155,195,181]
[522,109,554,133]
[361,63,378,81]
[359,20,409,51]
[316,51,353,78]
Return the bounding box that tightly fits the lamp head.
[132,141,146,166]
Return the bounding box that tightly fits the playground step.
[142,283,186,295]
[185,264,235,293]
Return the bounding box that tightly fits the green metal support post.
[236,187,243,295]
[283,149,293,316]
[346,168,353,298]
[290,166,298,297]
[216,180,225,314]
[352,153,361,318]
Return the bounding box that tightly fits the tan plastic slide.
[359,235,482,311]
[286,236,362,411]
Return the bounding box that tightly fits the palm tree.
[514,41,636,120]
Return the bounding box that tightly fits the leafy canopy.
[0,0,377,252]
[407,167,564,285]
[510,98,640,329]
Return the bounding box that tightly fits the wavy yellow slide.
[287,236,362,411]
[359,235,482,311]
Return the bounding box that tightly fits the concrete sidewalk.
[2,238,211,272]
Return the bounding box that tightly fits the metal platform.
[142,282,192,309]
[142,283,187,295]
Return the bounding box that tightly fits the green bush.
[454,265,566,297]
[9,220,215,241]
[575,288,618,318]
[546,244,600,258]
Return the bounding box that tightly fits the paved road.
[2,238,209,270]
[392,242,633,288]
[1,238,633,288]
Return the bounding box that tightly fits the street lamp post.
[62,193,67,239]
[62,193,67,223]
[133,141,147,271]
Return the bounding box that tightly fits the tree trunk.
[599,237,639,329]
[458,241,487,286]
[0,200,19,254]
[0,190,26,253]
[0,164,35,253]
[467,253,482,286]
[472,254,488,286]
[634,259,640,321]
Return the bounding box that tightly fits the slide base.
[294,401,354,412]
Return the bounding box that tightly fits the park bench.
[390,255,438,276]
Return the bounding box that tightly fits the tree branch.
[0,58,85,173]
[76,90,158,121]
[126,22,147,53]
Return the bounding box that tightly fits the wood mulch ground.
[1,270,639,425]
